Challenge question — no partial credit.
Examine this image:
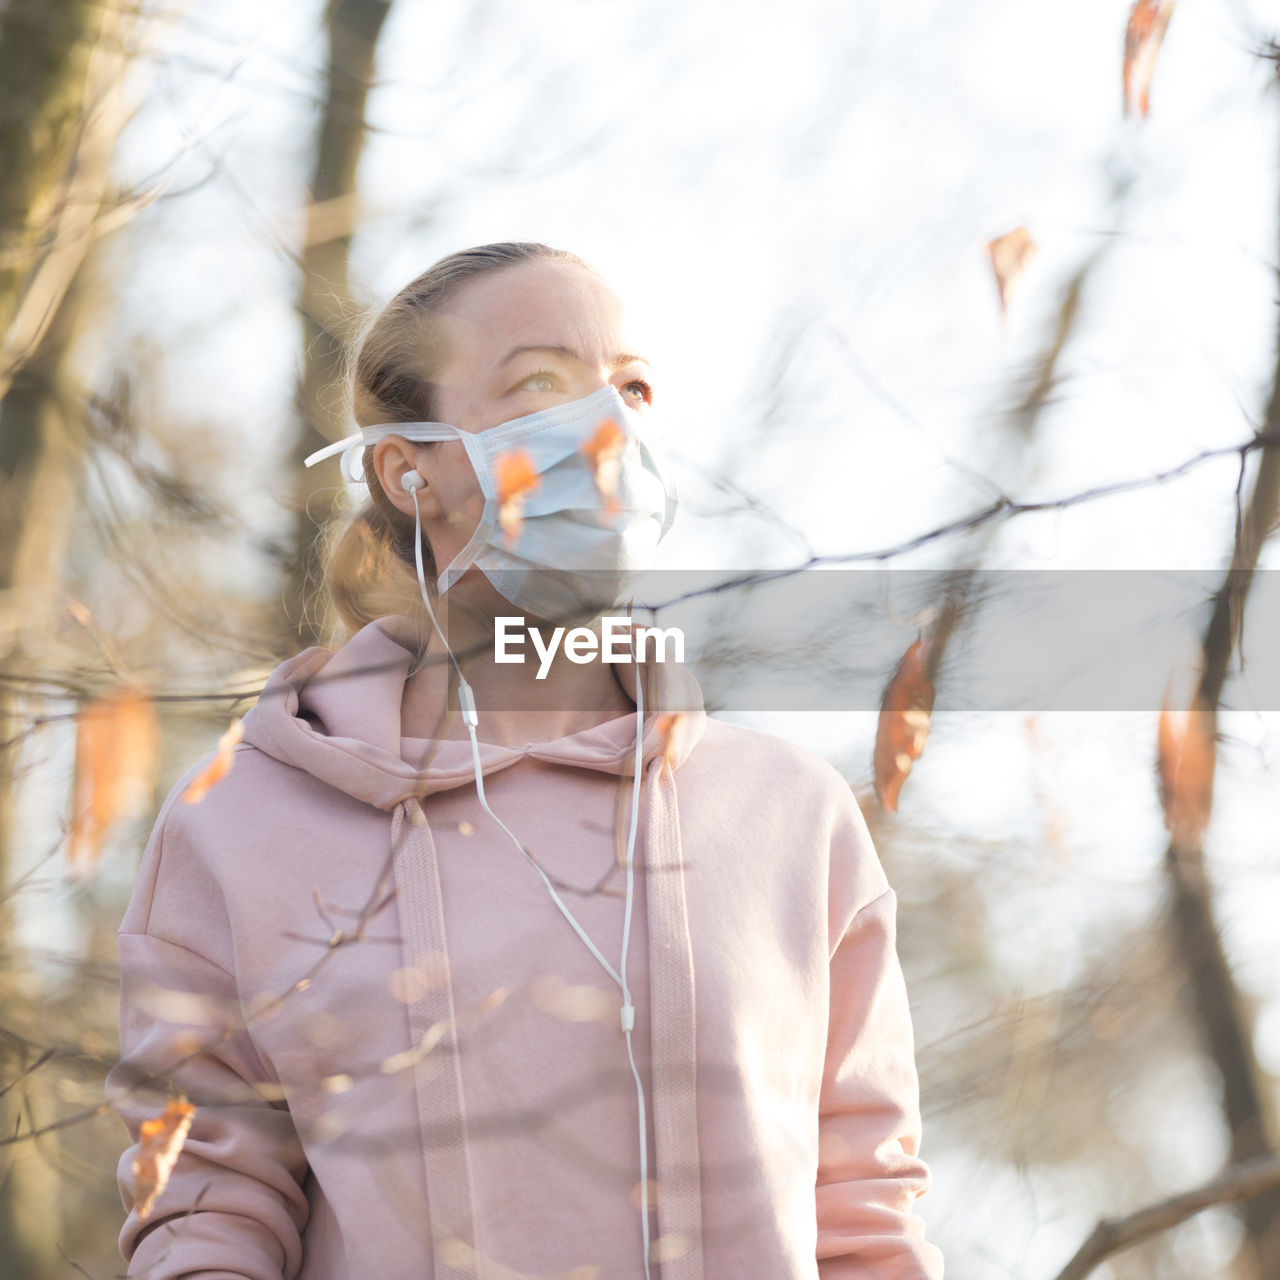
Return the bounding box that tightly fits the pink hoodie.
[107,615,944,1280]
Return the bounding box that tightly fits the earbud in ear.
[400,471,425,494]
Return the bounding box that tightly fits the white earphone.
[401,470,425,493]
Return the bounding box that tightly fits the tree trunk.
[0,0,100,329]
[0,296,89,1280]
[282,0,395,650]
[1163,233,1280,1279]
[0,0,141,402]
[0,2,152,1271]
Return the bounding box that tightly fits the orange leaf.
[873,636,935,813]
[580,417,626,517]
[69,686,159,873]
[494,449,540,545]
[1156,695,1214,848]
[654,712,687,774]
[132,1098,195,1219]
[1123,0,1175,118]
[987,225,1037,325]
[180,717,244,805]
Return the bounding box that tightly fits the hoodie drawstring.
[391,798,481,1278]
[643,763,706,1280]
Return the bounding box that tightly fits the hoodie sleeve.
[816,870,945,1279]
[105,799,311,1279]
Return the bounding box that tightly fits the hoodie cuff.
[816,888,945,1280]
[108,932,310,1279]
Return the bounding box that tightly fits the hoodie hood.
[239,614,707,809]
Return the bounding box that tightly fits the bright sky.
[25,0,1280,1275]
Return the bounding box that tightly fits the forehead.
[437,260,637,370]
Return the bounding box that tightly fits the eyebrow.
[498,344,655,373]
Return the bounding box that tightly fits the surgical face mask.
[305,385,678,621]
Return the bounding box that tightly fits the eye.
[518,369,559,393]
[621,378,653,406]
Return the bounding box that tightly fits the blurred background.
[2,0,1280,1277]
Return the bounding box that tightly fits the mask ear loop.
[406,482,654,1280]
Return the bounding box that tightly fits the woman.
[107,242,945,1280]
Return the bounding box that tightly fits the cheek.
[443,491,485,534]
[433,453,487,533]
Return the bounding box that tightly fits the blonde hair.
[316,242,599,644]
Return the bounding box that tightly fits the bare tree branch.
[1053,1154,1280,1280]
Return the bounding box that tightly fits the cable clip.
[458,680,479,730]
[620,1004,636,1033]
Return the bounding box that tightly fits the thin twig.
[55,1242,97,1280]
[0,1049,56,1099]
[1052,1154,1280,1280]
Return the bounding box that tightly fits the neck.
[398,605,638,748]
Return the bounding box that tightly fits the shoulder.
[119,740,307,935]
[152,739,310,843]
[688,716,861,809]
[685,717,888,923]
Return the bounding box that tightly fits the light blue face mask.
[304,384,678,621]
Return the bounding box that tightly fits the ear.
[372,436,445,520]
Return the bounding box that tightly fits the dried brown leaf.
[132,1098,195,1219]
[1156,696,1215,848]
[180,718,244,805]
[654,712,688,775]
[494,449,540,545]
[579,417,626,516]
[873,636,935,813]
[69,685,159,872]
[1124,0,1176,118]
[987,225,1037,324]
